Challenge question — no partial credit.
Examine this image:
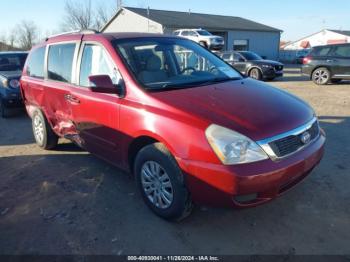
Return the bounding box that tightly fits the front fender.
[119,103,221,166]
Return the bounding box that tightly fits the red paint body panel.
[180,134,325,206]
[20,33,326,208]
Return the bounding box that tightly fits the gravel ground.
[0,66,349,255]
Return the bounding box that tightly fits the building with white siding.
[102,7,282,60]
[282,29,350,50]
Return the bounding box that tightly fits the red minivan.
[20,31,325,220]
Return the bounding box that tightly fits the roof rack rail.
[45,29,98,41]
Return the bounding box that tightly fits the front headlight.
[205,124,268,165]
[0,76,8,88]
[262,64,273,68]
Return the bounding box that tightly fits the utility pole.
[117,0,122,9]
[147,6,150,32]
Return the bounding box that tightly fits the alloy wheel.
[33,114,45,144]
[313,69,330,85]
[250,69,260,80]
[141,161,174,209]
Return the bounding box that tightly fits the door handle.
[327,59,336,63]
[64,94,80,104]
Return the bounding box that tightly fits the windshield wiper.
[145,77,242,91]
[183,77,241,87]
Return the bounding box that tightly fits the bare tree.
[94,5,110,30]
[15,20,39,50]
[61,0,117,32]
[61,0,95,31]
[8,31,17,48]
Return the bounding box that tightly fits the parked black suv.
[0,52,28,117]
[301,43,350,85]
[219,51,284,81]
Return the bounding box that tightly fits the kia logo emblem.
[301,131,311,144]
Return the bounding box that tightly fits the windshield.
[240,52,263,61]
[114,38,242,91]
[197,30,212,36]
[0,53,27,71]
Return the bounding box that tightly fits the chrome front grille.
[258,118,320,160]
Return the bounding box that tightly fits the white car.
[173,29,224,50]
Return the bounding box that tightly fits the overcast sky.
[1,0,350,41]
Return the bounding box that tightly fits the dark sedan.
[0,52,28,117]
[219,51,284,81]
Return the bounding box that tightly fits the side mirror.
[88,75,124,96]
[239,58,245,62]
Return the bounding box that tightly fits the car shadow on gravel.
[0,116,349,255]
[54,142,85,152]
[0,114,34,146]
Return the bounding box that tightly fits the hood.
[252,60,283,66]
[150,79,314,141]
[0,71,22,79]
[209,36,224,40]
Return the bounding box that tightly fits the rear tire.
[312,67,331,85]
[0,98,9,118]
[32,109,58,150]
[134,143,193,221]
[249,68,262,80]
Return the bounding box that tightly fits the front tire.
[32,109,58,150]
[249,68,262,80]
[312,67,331,85]
[134,143,193,221]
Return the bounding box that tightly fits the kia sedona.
[302,43,350,85]
[21,32,325,220]
[0,51,28,117]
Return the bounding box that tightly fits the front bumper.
[1,90,23,108]
[262,68,283,79]
[209,43,224,50]
[179,133,325,208]
[301,65,313,77]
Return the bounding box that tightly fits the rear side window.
[311,47,331,57]
[181,31,189,36]
[27,47,45,78]
[48,43,76,83]
[332,46,350,58]
[233,53,242,61]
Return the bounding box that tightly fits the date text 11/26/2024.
[127,256,220,261]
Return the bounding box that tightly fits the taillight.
[303,57,311,64]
